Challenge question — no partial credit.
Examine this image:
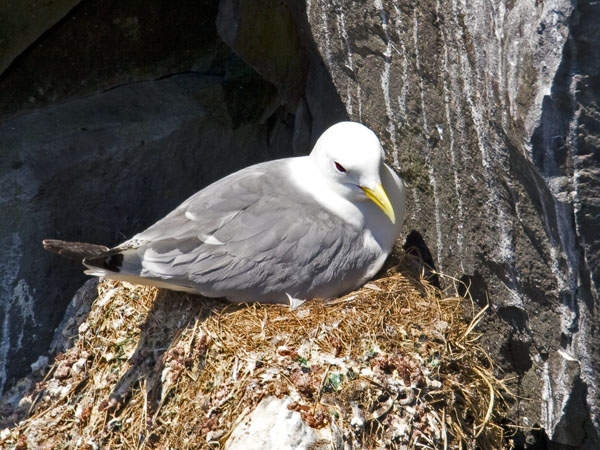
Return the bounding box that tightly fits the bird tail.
[43,239,110,263]
[44,239,198,294]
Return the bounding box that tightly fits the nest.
[1,254,512,449]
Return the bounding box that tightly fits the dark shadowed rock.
[0,0,227,120]
[0,0,81,75]
[217,0,308,105]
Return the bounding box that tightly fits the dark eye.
[334,162,346,173]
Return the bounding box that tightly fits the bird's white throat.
[286,156,367,229]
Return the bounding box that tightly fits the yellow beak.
[360,183,396,224]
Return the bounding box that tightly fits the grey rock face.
[303,0,599,447]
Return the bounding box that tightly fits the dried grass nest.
[1,254,513,449]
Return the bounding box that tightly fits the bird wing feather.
[96,160,373,302]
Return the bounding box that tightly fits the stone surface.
[216,0,349,146]
[225,396,331,450]
[217,0,308,105]
[0,0,226,120]
[0,0,81,75]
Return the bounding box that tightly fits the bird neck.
[286,156,366,228]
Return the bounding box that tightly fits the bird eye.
[334,162,346,173]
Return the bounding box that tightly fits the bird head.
[310,122,396,224]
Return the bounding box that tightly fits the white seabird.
[44,121,406,305]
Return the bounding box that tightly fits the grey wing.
[110,160,368,302]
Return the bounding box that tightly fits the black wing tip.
[84,252,124,273]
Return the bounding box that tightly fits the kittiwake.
[44,121,407,305]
